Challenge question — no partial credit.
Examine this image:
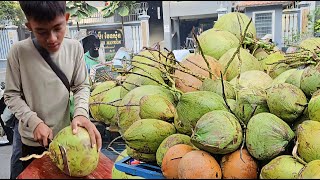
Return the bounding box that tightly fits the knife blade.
[59,144,71,176]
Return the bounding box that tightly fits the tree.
[66,1,98,31]
[101,1,137,46]
[0,1,25,26]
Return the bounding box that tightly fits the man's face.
[26,13,70,53]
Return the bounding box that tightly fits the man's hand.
[33,122,53,148]
[71,116,102,152]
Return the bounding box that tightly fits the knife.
[44,138,52,150]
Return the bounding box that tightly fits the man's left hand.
[71,116,102,152]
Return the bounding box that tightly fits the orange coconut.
[174,54,224,93]
[178,150,222,179]
[221,148,259,179]
[161,144,195,179]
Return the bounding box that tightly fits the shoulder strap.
[32,38,70,92]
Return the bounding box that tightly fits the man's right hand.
[33,122,53,148]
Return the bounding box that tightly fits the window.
[253,11,275,40]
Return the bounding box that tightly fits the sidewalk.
[0,136,11,179]
[0,70,5,83]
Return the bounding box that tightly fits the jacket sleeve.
[70,42,91,119]
[3,44,43,138]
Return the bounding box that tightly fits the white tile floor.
[0,136,11,179]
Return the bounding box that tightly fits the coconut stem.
[106,135,124,157]
[91,86,117,98]
[116,56,207,82]
[240,131,246,163]
[90,102,139,107]
[89,99,122,106]
[132,54,208,81]
[292,140,307,165]
[223,17,252,77]
[120,80,141,88]
[192,27,215,79]
[117,70,183,95]
[220,71,234,114]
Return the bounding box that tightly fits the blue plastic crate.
[114,156,165,179]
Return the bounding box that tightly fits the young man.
[4,1,102,172]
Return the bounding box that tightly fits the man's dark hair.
[19,1,66,22]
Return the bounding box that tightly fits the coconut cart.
[88,11,320,179]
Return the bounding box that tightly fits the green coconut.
[261,51,289,78]
[120,68,165,98]
[308,89,320,122]
[253,48,269,61]
[112,149,144,179]
[48,126,99,177]
[299,160,320,179]
[214,12,256,39]
[174,91,228,135]
[90,86,122,125]
[300,65,320,97]
[297,120,320,163]
[271,69,296,86]
[246,113,295,160]
[285,69,304,88]
[230,70,273,90]
[139,94,176,122]
[198,28,239,60]
[156,134,194,166]
[299,37,320,53]
[123,119,176,154]
[191,110,242,154]
[292,107,310,133]
[89,81,117,122]
[199,78,236,99]
[266,83,307,123]
[118,85,175,135]
[219,47,262,81]
[259,155,304,179]
[126,146,156,162]
[227,99,236,113]
[235,88,269,124]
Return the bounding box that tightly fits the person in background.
[261,33,280,51]
[261,33,273,43]
[4,1,102,173]
[84,34,101,74]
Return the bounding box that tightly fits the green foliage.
[0,1,25,26]
[101,1,136,18]
[307,6,320,33]
[66,1,98,21]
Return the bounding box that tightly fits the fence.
[0,28,10,83]
[282,2,315,47]
[282,9,300,46]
